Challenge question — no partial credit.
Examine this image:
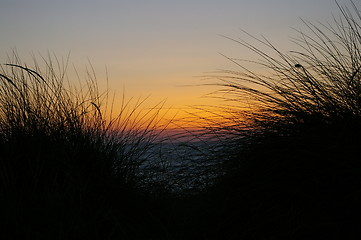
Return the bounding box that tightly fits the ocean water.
[137,141,223,192]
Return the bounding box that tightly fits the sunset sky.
[0,0,351,124]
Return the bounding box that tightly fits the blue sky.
[0,0,352,111]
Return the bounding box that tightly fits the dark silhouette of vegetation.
[2,1,361,239]
[0,54,173,239]
[186,0,361,239]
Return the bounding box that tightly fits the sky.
[0,0,352,125]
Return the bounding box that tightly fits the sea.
[136,140,224,193]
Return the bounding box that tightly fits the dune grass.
[185,1,361,239]
[212,1,361,130]
[0,54,174,239]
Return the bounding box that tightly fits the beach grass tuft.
[0,53,171,239]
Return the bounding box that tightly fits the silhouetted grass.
[183,1,361,239]
[0,54,173,239]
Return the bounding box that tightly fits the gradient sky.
[0,0,352,123]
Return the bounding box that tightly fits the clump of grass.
[195,0,361,160]
[190,1,361,239]
[212,1,361,132]
[0,53,169,239]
